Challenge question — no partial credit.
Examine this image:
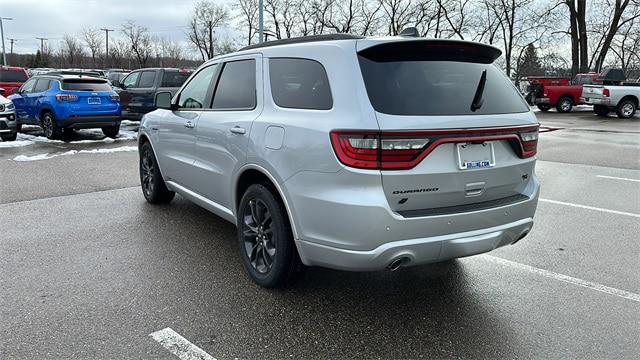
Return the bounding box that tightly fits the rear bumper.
[296,218,533,271]
[122,110,143,121]
[285,168,540,271]
[58,115,121,129]
[534,97,550,104]
[580,97,611,106]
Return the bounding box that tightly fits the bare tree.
[235,0,259,45]
[187,0,229,61]
[81,27,103,68]
[62,34,84,67]
[122,20,153,68]
[378,0,416,35]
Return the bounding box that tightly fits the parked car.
[114,68,193,120]
[529,72,601,112]
[138,33,540,287]
[0,66,30,96]
[106,70,129,85]
[582,75,640,118]
[9,74,122,139]
[0,94,18,141]
[47,69,104,78]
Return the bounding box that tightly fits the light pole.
[258,0,263,43]
[100,28,114,68]
[35,37,48,54]
[0,17,13,66]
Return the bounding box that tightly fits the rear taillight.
[331,132,432,170]
[603,89,610,97]
[331,126,539,170]
[519,130,539,158]
[110,94,120,101]
[55,94,79,102]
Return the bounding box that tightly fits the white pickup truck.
[582,83,640,118]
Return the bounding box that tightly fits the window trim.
[210,59,258,112]
[268,57,334,111]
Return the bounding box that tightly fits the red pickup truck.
[529,73,601,113]
[0,66,29,96]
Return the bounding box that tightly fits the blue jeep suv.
[9,74,121,139]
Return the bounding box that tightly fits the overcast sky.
[1,0,214,54]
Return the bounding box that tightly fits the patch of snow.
[12,146,138,162]
[0,129,137,148]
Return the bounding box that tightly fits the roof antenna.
[399,27,419,37]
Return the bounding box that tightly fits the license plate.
[88,97,101,105]
[456,142,495,170]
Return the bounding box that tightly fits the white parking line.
[539,198,640,218]
[150,327,216,360]
[481,255,640,303]
[596,175,640,183]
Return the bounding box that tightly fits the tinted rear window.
[269,58,333,110]
[358,57,528,116]
[161,71,191,87]
[61,80,112,92]
[0,69,28,82]
[212,60,256,110]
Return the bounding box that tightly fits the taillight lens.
[603,89,610,97]
[55,94,79,102]
[331,126,539,170]
[519,131,539,158]
[110,94,120,101]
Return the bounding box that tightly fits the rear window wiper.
[470,69,487,112]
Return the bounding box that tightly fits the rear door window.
[33,79,51,93]
[358,52,528,116]
[138,71,156,88]
[212,60,256,110]
[61,80,112,91]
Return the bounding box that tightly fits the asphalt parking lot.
[1,109,639,359]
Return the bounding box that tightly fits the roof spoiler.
[358,40,502,64]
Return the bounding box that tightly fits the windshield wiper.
[470,69,487,112]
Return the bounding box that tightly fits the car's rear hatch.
[352,39,538,216]
[60,78,120,115]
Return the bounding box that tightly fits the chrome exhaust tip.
[387,257,409,272]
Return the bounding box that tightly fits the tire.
[237,183,301,288]
[616,99,637,119]
[594,105,609,117]
[41,112,62,140]
[139,141,175,204]
[102,124,120,138]
[1,132,17,142]
[556,97,573,113]
[537,104,551,112]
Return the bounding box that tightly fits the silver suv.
[139,33,540,287]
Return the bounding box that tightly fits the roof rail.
[240,33,364,51]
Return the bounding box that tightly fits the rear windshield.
[0,70,28,82]
[161,71,191,87]
[61,80,112,92]
[358,57,529,116]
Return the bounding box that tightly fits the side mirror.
[112,79,122,88]
[155,91,174,110]
[11,87,20,95]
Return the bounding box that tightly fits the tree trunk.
[594,0,630,72]
[567,1,579,76]
[577,0,588,72]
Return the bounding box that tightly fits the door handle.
[230,126,246,134]
[184,121,195,129]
